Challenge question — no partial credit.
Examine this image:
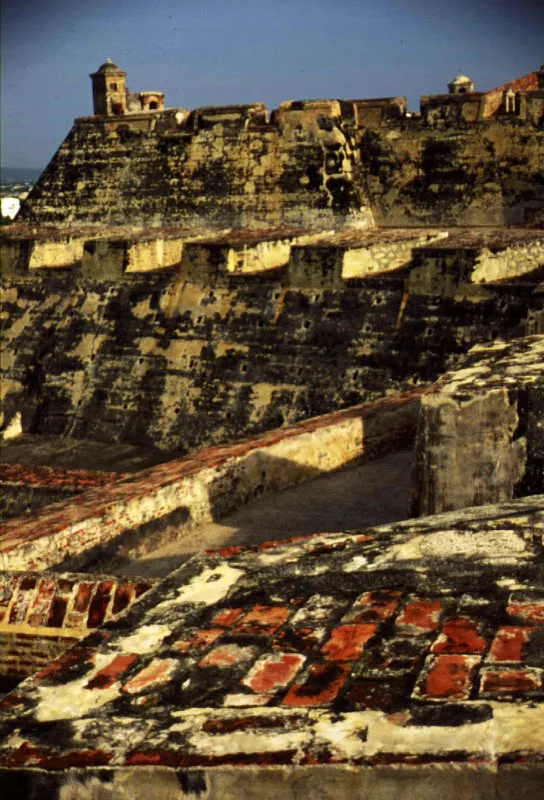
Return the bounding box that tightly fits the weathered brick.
[488,626,534,662]
[232,605,290,636]
[273,625,326,653]
[506,598,544,625]
[85,653,139,690]
[46,596,68,628]
[209,608,243,628]
[26,578,57,627]
[363,636,425,675]
[198,644,258,668]
[87,581,114,628]
[343,590,402,624]
[479,667,543,697]
[241,652,305,694]
[7,578,37,625]
[0,575,19,623]
[173,628,223,654]
[431,616,487,655]
[290,595,345,627]
[321,624,376,661]
[346,675,412,710]
[396,598,442,634]
[122,658,178,694]
[72,582,95,614]
[415,655,480,700]
[111,583,133,616]
[282,663,351,707]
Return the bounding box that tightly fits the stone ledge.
[0,390,424,571]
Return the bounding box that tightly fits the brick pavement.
[0,495,542,770]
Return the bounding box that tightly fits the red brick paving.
[231,605,291,636]
[488,626,534,662]
[209,608,243,627]
[480,668,542,696]
[282,663,351,707]
[123,658,177,694]
[321,624,377,661]
[342,590,402,624]
[396,597,443,634]
[241,652,306,694]
[173,628,223,654]
[431,616,487,655]
[1,531,543,772]
[85,653,139,690]
[506,600,544,625]
[417,655,481,700]
[198,644,258,668]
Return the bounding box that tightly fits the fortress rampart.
[1,229,541,455]
[14,65,544,230]
[0,62,543,795]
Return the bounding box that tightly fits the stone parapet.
[0,390,423,572]
[411,336,544,516]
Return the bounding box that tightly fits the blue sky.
[2,0,542,168]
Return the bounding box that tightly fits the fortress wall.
[341,230,448,278]
[289,230,449,287]
[17,103,374,229]
[13,102,544,231]
[0,391,422,572]
[27,237,87,270]
[359,122,544,226]
[0,245,539,454]
[407,233,544,295]
[0,573,153,678]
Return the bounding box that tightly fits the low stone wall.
[0,390,422,572]
[411,336,544,516]
[0,464,125,520]
[408,231,544,297]
[0,573,153,678]
[471,237,543,283]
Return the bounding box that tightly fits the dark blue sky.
[2,0,542,168]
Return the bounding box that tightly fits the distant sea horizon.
[1,167,43,184]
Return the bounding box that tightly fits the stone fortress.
[0,61,543,797]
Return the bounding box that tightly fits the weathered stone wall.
[407,231,544,295]
[17,102,373,230]
[358,121,544,227]
[411,336,544,516]
[1,244,538,454]
[15,98,544,230]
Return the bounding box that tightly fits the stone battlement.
[11,64,544,230]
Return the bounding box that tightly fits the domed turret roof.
[94,58,125,74]
[450,74,473,85]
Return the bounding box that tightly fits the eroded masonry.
[0,62,543,797]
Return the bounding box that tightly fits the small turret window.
[111,83,118,90]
